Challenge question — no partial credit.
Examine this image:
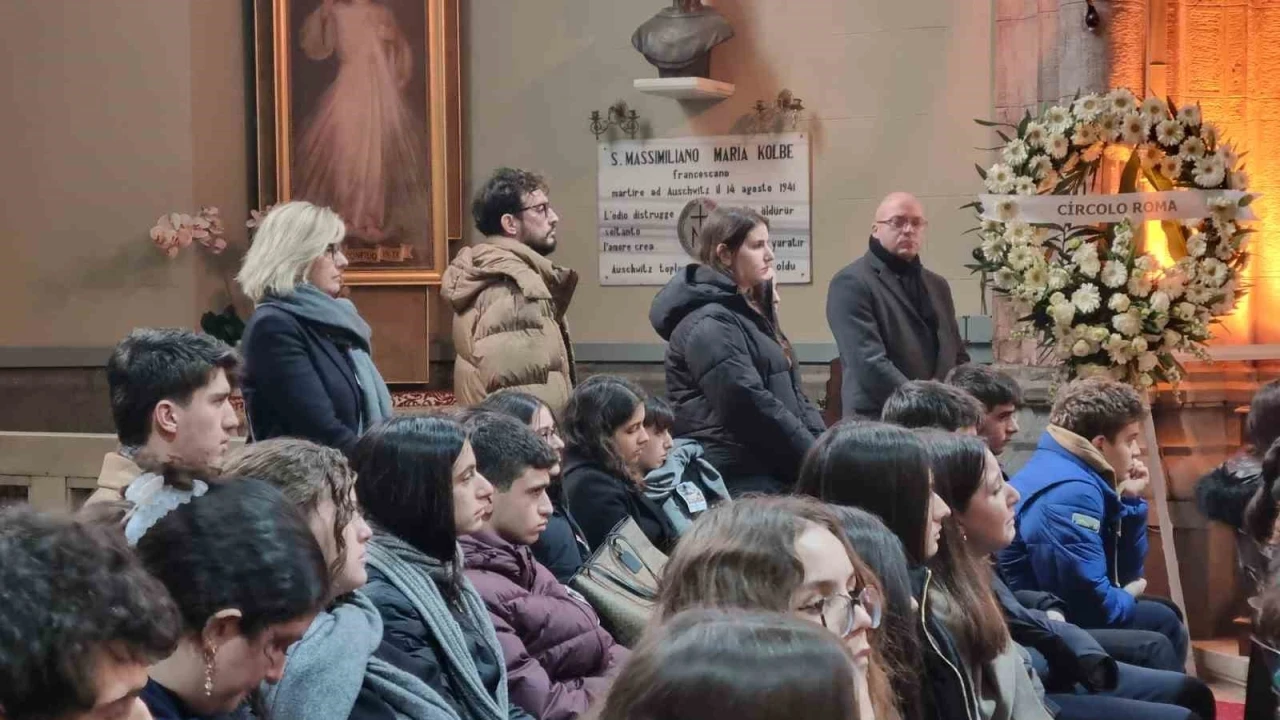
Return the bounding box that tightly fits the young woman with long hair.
[591,609,862,720]
[655,496,899,720]
[935,431,1216,720]
[561,377,677,552]
[649,205,825,495]
[352,414,535,720]
[798,421,1052,720]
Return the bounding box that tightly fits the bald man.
[827,192,969,419]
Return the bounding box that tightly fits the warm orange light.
[1142,222,1175,270]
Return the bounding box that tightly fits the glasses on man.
[875,216,928,232]
[519,202,550,217]
[808,585,883,638]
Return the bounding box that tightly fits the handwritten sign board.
[597,133,811,286]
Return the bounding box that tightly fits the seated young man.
[636,395,731,535]
[0,505,180,720]
[459,412,628,720]
[881,379,985,433]
[87,328,241,505]
[947,363,1023,458]
[999,377,1188,665]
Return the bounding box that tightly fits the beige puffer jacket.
[442,237,578,413]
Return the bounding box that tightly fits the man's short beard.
[525,233,556,256]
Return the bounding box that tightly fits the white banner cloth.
[979,190,1256,224]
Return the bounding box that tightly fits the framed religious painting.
[253,0,462,285]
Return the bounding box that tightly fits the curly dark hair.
[0,505,180,720]
[472,167,548,236]
[1048,376,1145,442]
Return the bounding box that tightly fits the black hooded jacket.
[649,264,825,494]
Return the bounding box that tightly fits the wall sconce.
[735,89,806,134]
[589,101,642,140]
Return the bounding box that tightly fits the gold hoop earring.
[203,643,217,697]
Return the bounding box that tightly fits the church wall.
[462,0,996,346]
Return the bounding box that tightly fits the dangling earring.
[203,643,217,697]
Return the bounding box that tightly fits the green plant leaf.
[975,163,988,180]
[1240,194,1255,207]
[974,119,1017,129]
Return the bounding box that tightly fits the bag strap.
[608,534,660,585]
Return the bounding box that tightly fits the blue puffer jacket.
[998,428,1149,628]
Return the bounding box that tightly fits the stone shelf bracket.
[633,77,735,100]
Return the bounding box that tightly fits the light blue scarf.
[260,284,393,431]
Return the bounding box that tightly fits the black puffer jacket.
[562,450,678,554]
[649,265,825,494]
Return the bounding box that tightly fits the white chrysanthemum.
[980,236,1007,262]
[1208,196,1238,226]
[1128,274,1154,298]
[1006,221,1034,244]
[1137,144,1164,169]
[1072,244,1101,278]
[1086,325,1110,344]
[1003,140,1029,166]
[1014,177,1038,196]
[1100,260,1128,288]
[1071,339,1093,358]
[1184,285,1212,304]
[1216,143,1239,167]
[1200,258,1230,287]
[1157,270,1187,299]
[1163,329,1183,348]
[1096,113,1121,141]
[1072,284,1101,314]
[1173,302,1198,321]
[1023,122,1048,149]
[1073,122,1099,147]
[1120,113,1148,145]
[1155,119,1185,148]
[1177,104,1201,128]
[1194,155,1226,188]
[1216,239,1240,261]
[1027,154,1053,180]
[1073,94,1103,121]
[1109,293,1132,312]
[985,163,1015,193]
[981,219,1002,233]
[1179,136,1206,161]
[1024,262,1049,291]
[1149,290,1172,313]
[1007,244,1036,271]
[1141,97,1168,123]
[1137,353,1160,372]
[1113,311,1144,337]
[1108,88,1137,115]
[1047,133,1069,160]
[995,199,1018,222]
[1049,299,1076,327]
[1044,106,1072,134]
[1131,336,1150,354]
[1156,155,1182,180]
[1134,254,1158,273]
[1048,267,1071,290]
[994,267,1019,290]
[1230,171,1250,190]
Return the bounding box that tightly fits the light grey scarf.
[260,284,394,431]
[365,532,511,720]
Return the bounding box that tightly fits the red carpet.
[1218,700,1244,720]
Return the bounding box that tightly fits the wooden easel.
[1139,408,1196,676]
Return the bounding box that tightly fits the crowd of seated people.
[2,198,1263,720]
[6,316,1247,720]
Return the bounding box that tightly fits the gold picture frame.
[252,0,462,285]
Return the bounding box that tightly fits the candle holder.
[589,101,644,140]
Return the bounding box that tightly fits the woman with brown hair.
[592,608,862,720]
[655,496,899,720]
[649,205,824,495]
[798,421,1052,720]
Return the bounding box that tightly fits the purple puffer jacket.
[460,529,628,720]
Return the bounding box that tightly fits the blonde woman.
[238,201,392,454]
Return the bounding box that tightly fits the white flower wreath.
[969,88,1253,389]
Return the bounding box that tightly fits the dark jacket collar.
[868,236,922,275]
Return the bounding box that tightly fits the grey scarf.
[260,284,393,432]
[365,533,511,720]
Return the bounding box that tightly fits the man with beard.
[443,168,579,412]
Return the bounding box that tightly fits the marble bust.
[632,0,734,78]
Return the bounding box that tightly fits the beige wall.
[0,0,249,348]
[464,0,995,344]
